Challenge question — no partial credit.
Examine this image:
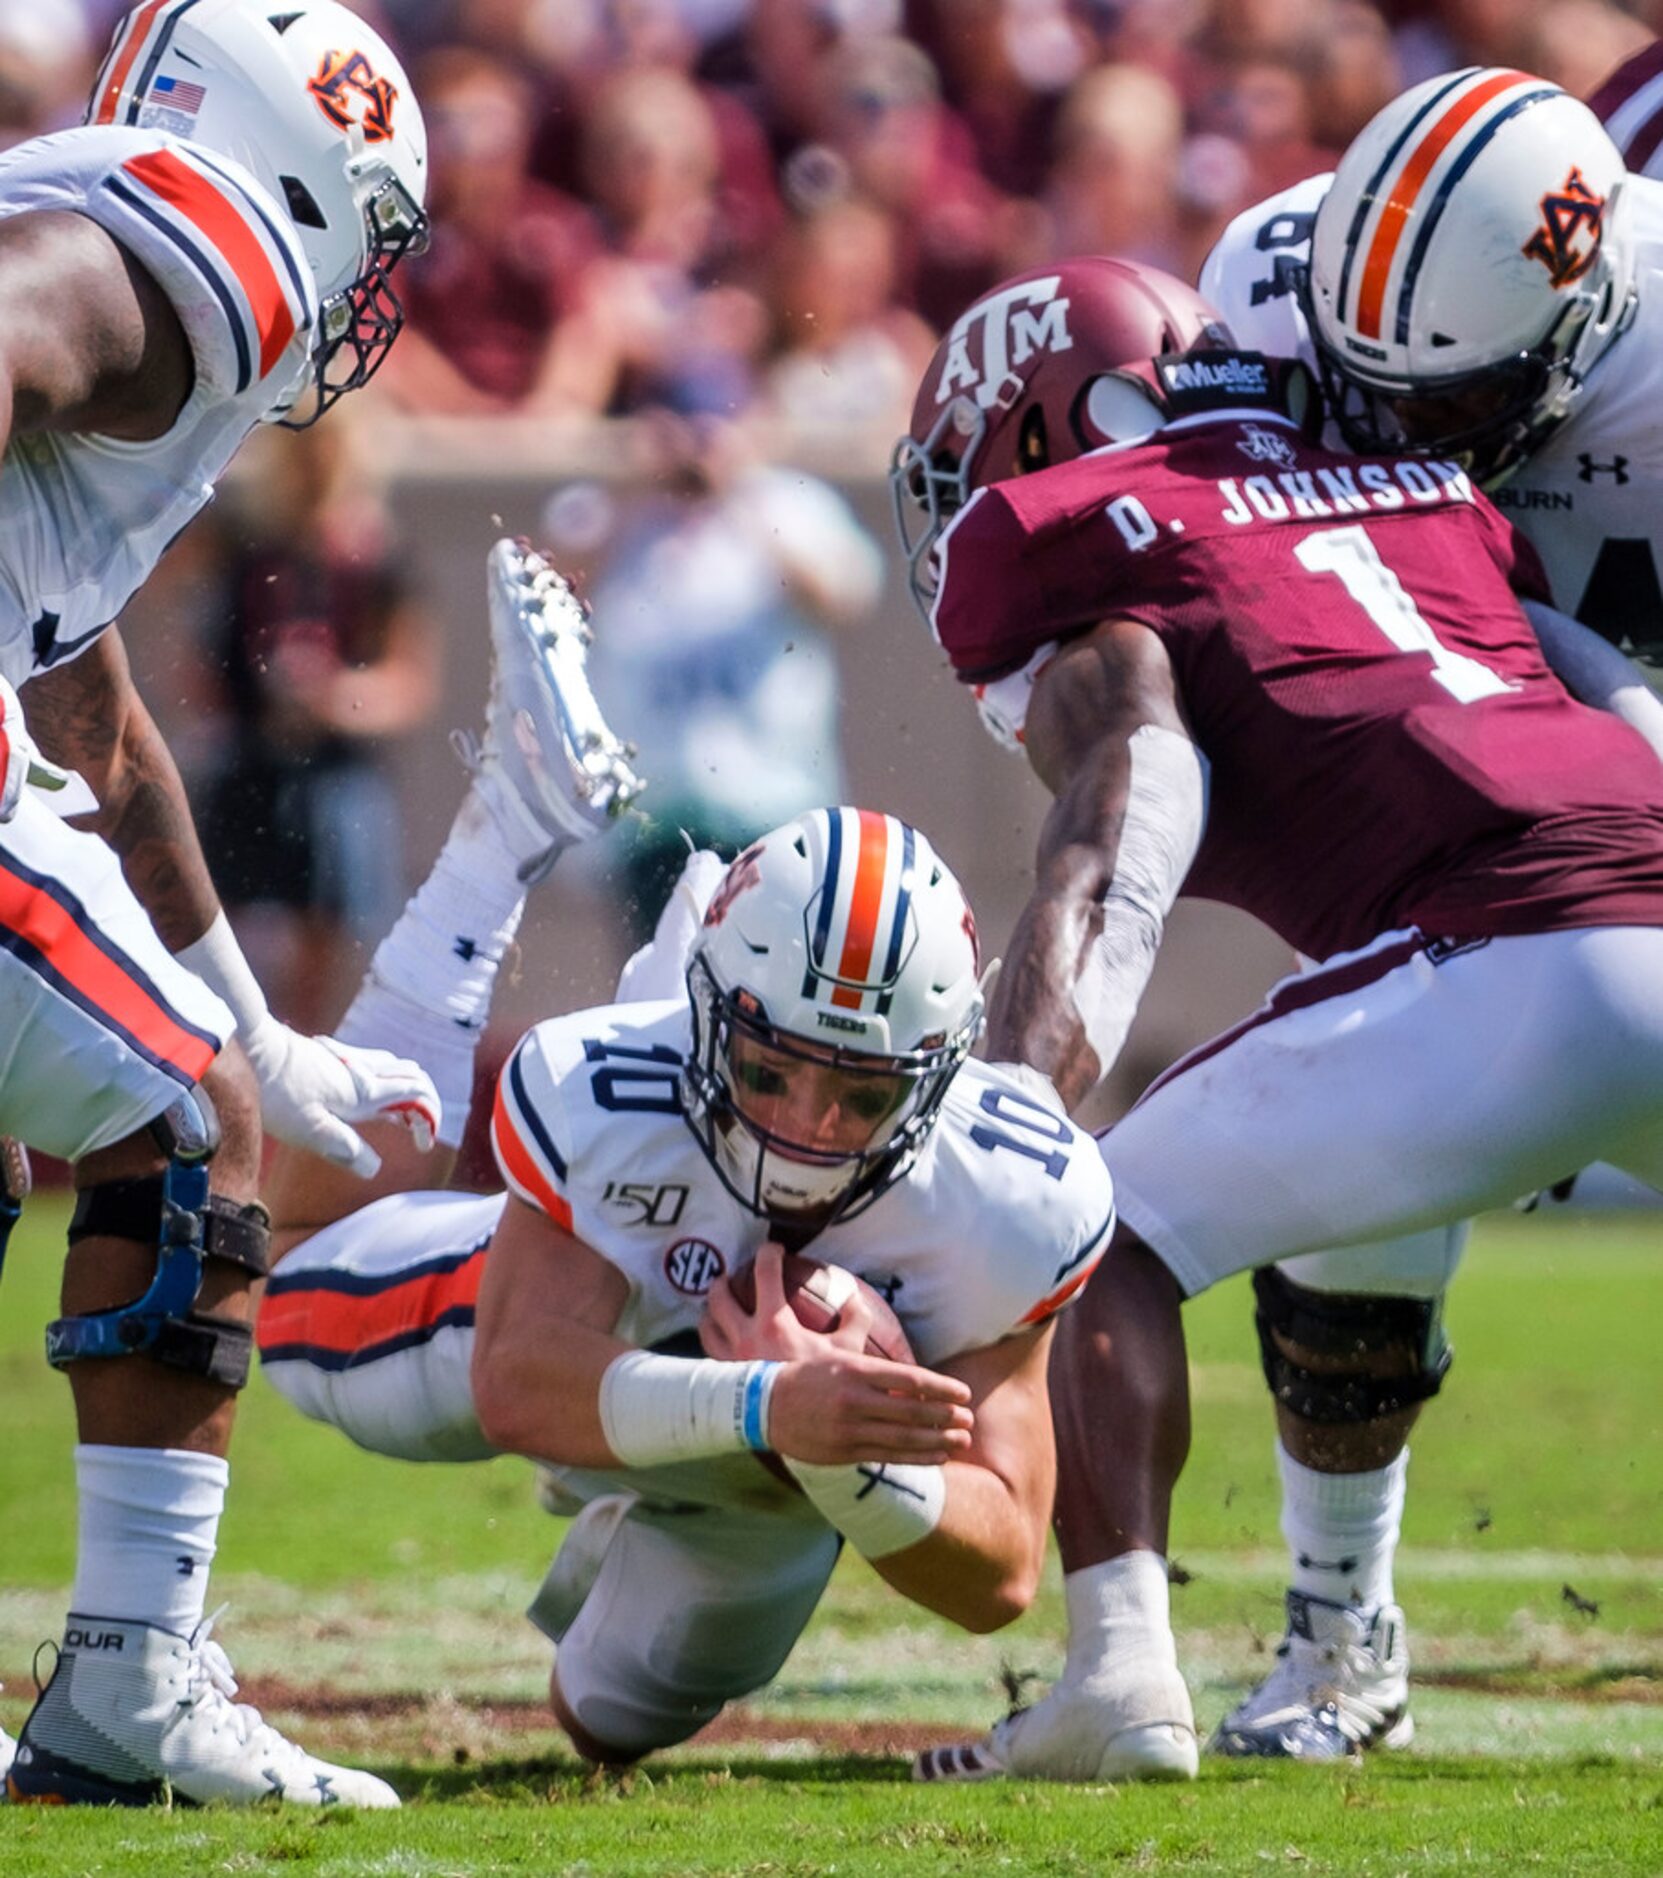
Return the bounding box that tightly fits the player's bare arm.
[1523,600,1663,766]
[0,210,191,446]
[473,1208,973,1472]
[855,1323,1055,1633]
[989,619,1205,1110]
[25,632,220,948]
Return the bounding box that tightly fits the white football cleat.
[454,538,645,882]
[913,1661,1198,1784]
[6,1615,399,1808]
[0,1715,16,1786]
[1210,1591,1412,1760]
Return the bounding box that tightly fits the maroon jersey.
[932,410,1663,960]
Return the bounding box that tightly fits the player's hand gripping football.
[240,1019,440,1179]
[702,1243,974,1467]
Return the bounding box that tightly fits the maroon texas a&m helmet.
[890,258,1232,616]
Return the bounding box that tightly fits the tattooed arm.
[23,630,220,948]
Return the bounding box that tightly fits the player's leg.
[0,1137,24,1777]
[266,536,643,1249]
[1210,1228,1463,1760]
[922,924,1663,1781]
[259,1188,508,1461]
[529,1487,839,1763]
[0,795,395,1806]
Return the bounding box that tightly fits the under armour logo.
[1522,166,1605,289]
[176,1555,197,1577]
[1577,454,1629,484]
[1297,1552,1359,1574]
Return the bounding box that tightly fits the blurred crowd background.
[11,0,1660,429]
[7,0,1659,1125]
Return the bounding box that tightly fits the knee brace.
[45,1090,271,1390]
[1252,1266,1452,1425]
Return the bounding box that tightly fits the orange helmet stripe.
[1355,69,1531,340]
[830,810,892,1010]
[90,0,173,125]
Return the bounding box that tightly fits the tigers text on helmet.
[890,258,1233,619]
[89,0,429,424]
[683,809,984,1224]
[1306,67,1636,486]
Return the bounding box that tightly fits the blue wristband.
[740,1361,778,1450]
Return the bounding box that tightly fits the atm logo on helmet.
[934,277,1073,409]
[1522,167,1605,290]
[308,49,399,144]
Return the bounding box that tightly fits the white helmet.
[1306,68,1636,484]
[684,808,985,1223]
[89,0,428,423]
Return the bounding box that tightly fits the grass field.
[1,1197,1659,1874]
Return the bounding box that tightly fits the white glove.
[0,674,88,821]
[240,1017,439,1177]
[179,912,441,1177]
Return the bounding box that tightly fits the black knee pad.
[1252,1266,1452,1425]
[45,1091,270,1390]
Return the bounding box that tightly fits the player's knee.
[200,1042,260,1200]
[1252,1267,1452,1424]
[960,1567,1041,1635]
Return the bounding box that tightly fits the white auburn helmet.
[1306,67,1636,485]
[89,0,428,424]
[684,808,985,1222]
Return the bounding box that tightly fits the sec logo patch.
[664,1239,726,1296]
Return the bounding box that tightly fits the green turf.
[2,1199,1660,1873]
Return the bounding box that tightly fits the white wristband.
[178,910,269,1036]
[784,1459,947,1560]
[598,1350,780,1468]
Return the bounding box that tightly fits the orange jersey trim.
[0,858,217,1082]
[1019,1260,1100,1327]
[490,1077,575,1231]
[123,148,298,376]
[256,1248,487,1359]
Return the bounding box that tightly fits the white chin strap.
[715,1123,859,1216]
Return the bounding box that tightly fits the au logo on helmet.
[1523,167,1605,290]
[308,48,398,143]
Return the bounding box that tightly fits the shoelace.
[1255,1631,1394,1741]
[182,1610,269,1750]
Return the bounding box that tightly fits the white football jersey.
[491,1000,1117,1366]
[0,125,316,689]
[1203,170,1663,662]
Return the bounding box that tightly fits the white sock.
[70,1445,227,1638]
[1279,1442,1407,1611]
[1060,1551,1179,1684]
[340,785,527,1148]
[614,850,728,1004]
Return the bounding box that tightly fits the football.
[717,1252,915,1365]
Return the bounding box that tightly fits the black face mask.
[279,176,427,429]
